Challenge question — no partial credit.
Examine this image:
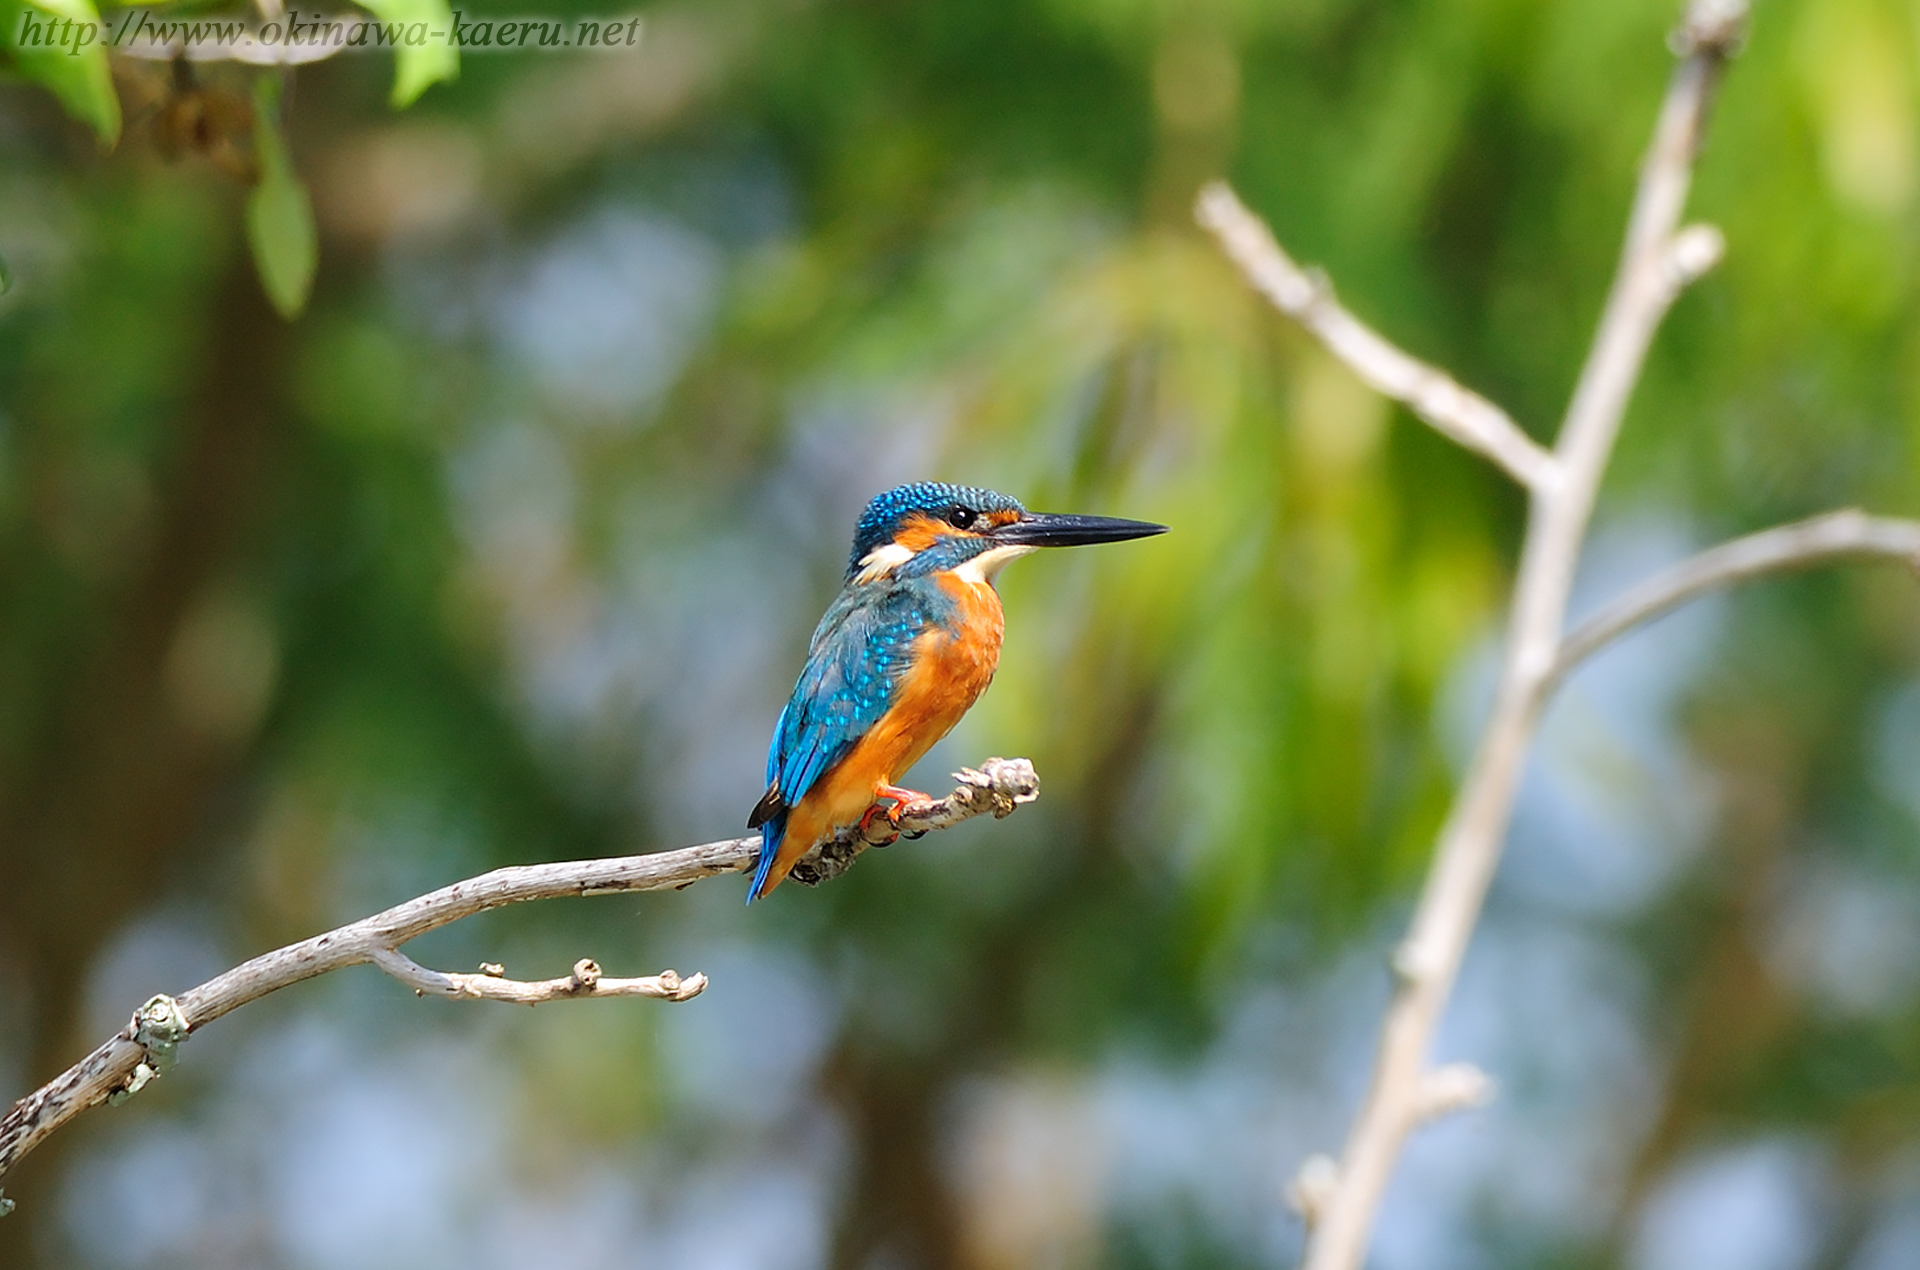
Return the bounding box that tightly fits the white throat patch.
[854,542,916,584]
[952,542,1037,585]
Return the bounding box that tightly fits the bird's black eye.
[947,504,976,529]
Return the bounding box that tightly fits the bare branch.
[1194,181,1558,491]
[1411,1062,1495,1125]
[787,757,1039,886]
[368,949,709,1004]
[1553,510,1920,682]
[1285,5,1749,1269]
[0,757,1041,1193]
[1287,1154,1339,1229]
[1546,16,1738,521]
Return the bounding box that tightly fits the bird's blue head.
[846,482,1024,579]
[844,481,1166,584]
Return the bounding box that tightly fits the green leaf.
[0,0,120,144]
[247,78,317,320]
[0,243,11,295]
[351,0,457,107]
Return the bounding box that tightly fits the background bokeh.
[7,0,1920,1266]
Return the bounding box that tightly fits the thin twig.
[1198,5,1748,1269]
[1553,510,1920,682]
[368,949,708,1004]
[0,758,1040,1192]
[1194,182,1558,491]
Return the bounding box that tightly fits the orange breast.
[769,575,1006,886]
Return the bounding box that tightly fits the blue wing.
[747,582,937,901]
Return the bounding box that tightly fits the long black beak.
[990,511,1168,547]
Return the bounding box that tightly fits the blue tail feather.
[746,815,785,904]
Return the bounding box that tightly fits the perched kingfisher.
[746,481,1166,902]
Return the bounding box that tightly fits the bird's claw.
[860,786,934,840]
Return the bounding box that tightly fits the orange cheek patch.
[986,509,1022,529]
[894,514,948,552]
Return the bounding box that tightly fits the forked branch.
[1200,4,1751,1269]
[0,758,1040,1195]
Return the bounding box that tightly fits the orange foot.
[858,783,933,838]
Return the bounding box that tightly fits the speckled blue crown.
[847,482,1025,577]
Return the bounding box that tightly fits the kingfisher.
[746,481,1166,902]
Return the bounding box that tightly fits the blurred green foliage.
[5,0,1920,1267]
[1,0,121,144]
[3,0,457,310]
